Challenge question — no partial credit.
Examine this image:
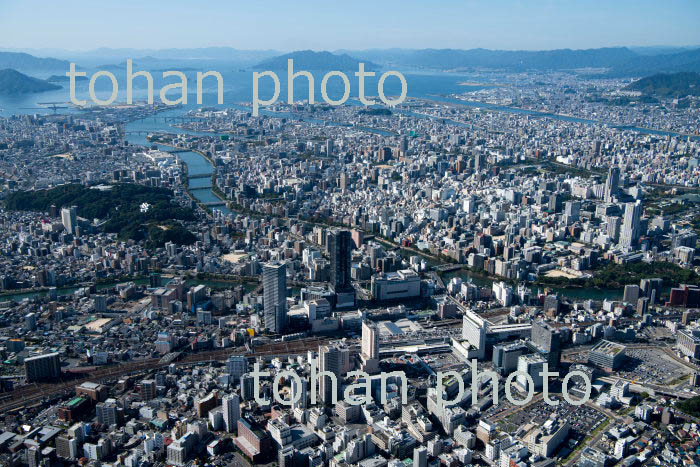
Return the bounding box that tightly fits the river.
[400,247,624,301]
[0,278,258,302]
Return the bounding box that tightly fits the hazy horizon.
[1,0,699,52]
[3,45,700,56]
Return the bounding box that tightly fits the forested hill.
[0,68,61,95]
[625,72,700,98]
[4,184,197,246]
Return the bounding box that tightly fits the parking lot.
[618,348,692,385]
[641,326,676,341]
[495,396,608,439]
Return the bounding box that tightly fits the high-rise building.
[93,295,107,312]
[61,206,77,235]
[360,320,380,373]
[623,285,640,304]
[606,216,621,242]
[327,229,356,306]
[517,354,547,391]
[530,320,562,368]
[563,201,580,222]
[27,447,41,467]
[318,343,350,405]
[24,352,61,382]
[291,375,308,409]
[637,297,650,315]
[640,278,663,303]
[413,446,428,467]
[25,312,37,331]
[226,355,249,381]
[361,321,379,360]
[56,436,79,459]
[328,229,354,296]
[493,341,528,374]
[222,393,240,433]
[96,399,119,426]
[140,379,157,400]
[604,167,620,203]
[240,374,256,401]
[263,262,287,334]
[619,201,642,250]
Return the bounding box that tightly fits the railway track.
[0,337,334,414]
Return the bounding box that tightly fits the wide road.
[0,337,335,414]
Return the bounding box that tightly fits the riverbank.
[0,277,151,302]
[154,141,231,216]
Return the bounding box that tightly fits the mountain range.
[253,50,379,71]
[0,52,69,73]
[0,69,61,95]
[348,47,639,71]
[1,46,700,77]
[345,47,700,75]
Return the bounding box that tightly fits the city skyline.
[2,2,700,467]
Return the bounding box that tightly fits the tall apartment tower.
[222,393,240,433]
[339,172,349,192]
[291,376,308,409]
[327,229,355,308]
[413,446,428,467]
[61,206,77,235]
[24,352,61,382]
[263,262,287,334]
[318,343,350,405]
[604,167,620,203]
[361,321,379,360]
[360,320,380,373]
[619,201,642,250]
[226,355,249,381]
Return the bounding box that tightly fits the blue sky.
[1,0,699,51]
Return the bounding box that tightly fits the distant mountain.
[338,47,637,71]
[47,74,87,83]
[412,47,638,70]
[0,51,69,72]
[628,45,700,56]
[254,50,378,70]
[625,72,700,98]
[340,47,700,76]
[0,69,61,95]
[81,47,277,61]
[611,48,700,76]
[1,47,280,68]
[4,46,700,78]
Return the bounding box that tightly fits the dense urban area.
[0,65,699,467]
